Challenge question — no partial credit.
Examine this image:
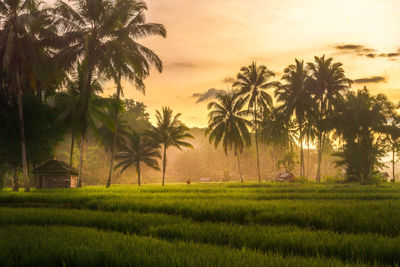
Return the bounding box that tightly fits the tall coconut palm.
[114,130,160,186]
[233,62,275,182]
[307,55,351,181]
[148,107,193,186]
[0,0,55,191]
[104,0,166,188]
[52,0,135,186]
[275,59,311,177]
[206,90,252,183]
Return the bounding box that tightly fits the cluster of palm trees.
[0,0,170,191]
[116,107,193,186]
[207,56,400,182]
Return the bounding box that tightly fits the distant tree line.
[206,57,400,183]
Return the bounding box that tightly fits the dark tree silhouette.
[234,62,275,182]
[148,107,193,186]
[206,89,252,182]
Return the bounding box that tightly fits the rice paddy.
[1,182,400,266]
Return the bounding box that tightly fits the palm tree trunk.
[77,132,85,187]
[393,147,396,183]
[106,78,122,188]
[236,151,243,183]
[77,60,94,188]
[162,144,167,186]
[299,122,304,177]
[16,72,30,192]
[254,102,261,182]
[12,166,19,192]
[137,162,141,186]
[273,149,277,180]
[69,128,75,166]
[306,129,310,179]
[316,132,324,182]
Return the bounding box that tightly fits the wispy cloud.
[333,43,400,60]
[192,88,219,103]
[166,61,196,69]
[334,44,376,55]
[353,76,386,84]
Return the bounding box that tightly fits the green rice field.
[1,182,400,266]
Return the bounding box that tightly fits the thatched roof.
[277,172,295,179]
[32,159,78,175]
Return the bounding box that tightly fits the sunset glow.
[90,0,399,127]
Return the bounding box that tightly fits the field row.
[0,207,399,265]
[2,196,400,236]
[0,224,373,266]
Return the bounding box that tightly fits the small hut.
[276,172,295,182]
[32,160,78,188]
[199,177,211,182]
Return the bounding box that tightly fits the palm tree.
[114,131,160,186]
[275,59,311,177]
[374,96,400,182]
[307,55,351,181]
[148,107,193,186]
[104,0,166,188]
[206,90,252,182]
[54,61,103,167]
[96,99,130,163]
[52,0,136,186]
[0,0,55,191]
[233,62,275,182]
[260,107,297,178]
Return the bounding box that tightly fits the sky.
[45,0,400,127]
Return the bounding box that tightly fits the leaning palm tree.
[114,131,160,186]
[0,0,55,191]
[52,0,137,186]
[233,62,275,182]
[104,0,166,188]
[307,55,351,181]
[148,107,194,186]
[206,90,252,183]
[275,59,311,177]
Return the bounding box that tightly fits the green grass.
[0,225,364,267]
[1,182,400,266]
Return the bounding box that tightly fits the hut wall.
[70,175,77,188]
[35,173,71,188]
[47,174,70,188]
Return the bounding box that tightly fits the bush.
[361,171,386,185]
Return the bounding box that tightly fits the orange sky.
[47,0,400,127]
